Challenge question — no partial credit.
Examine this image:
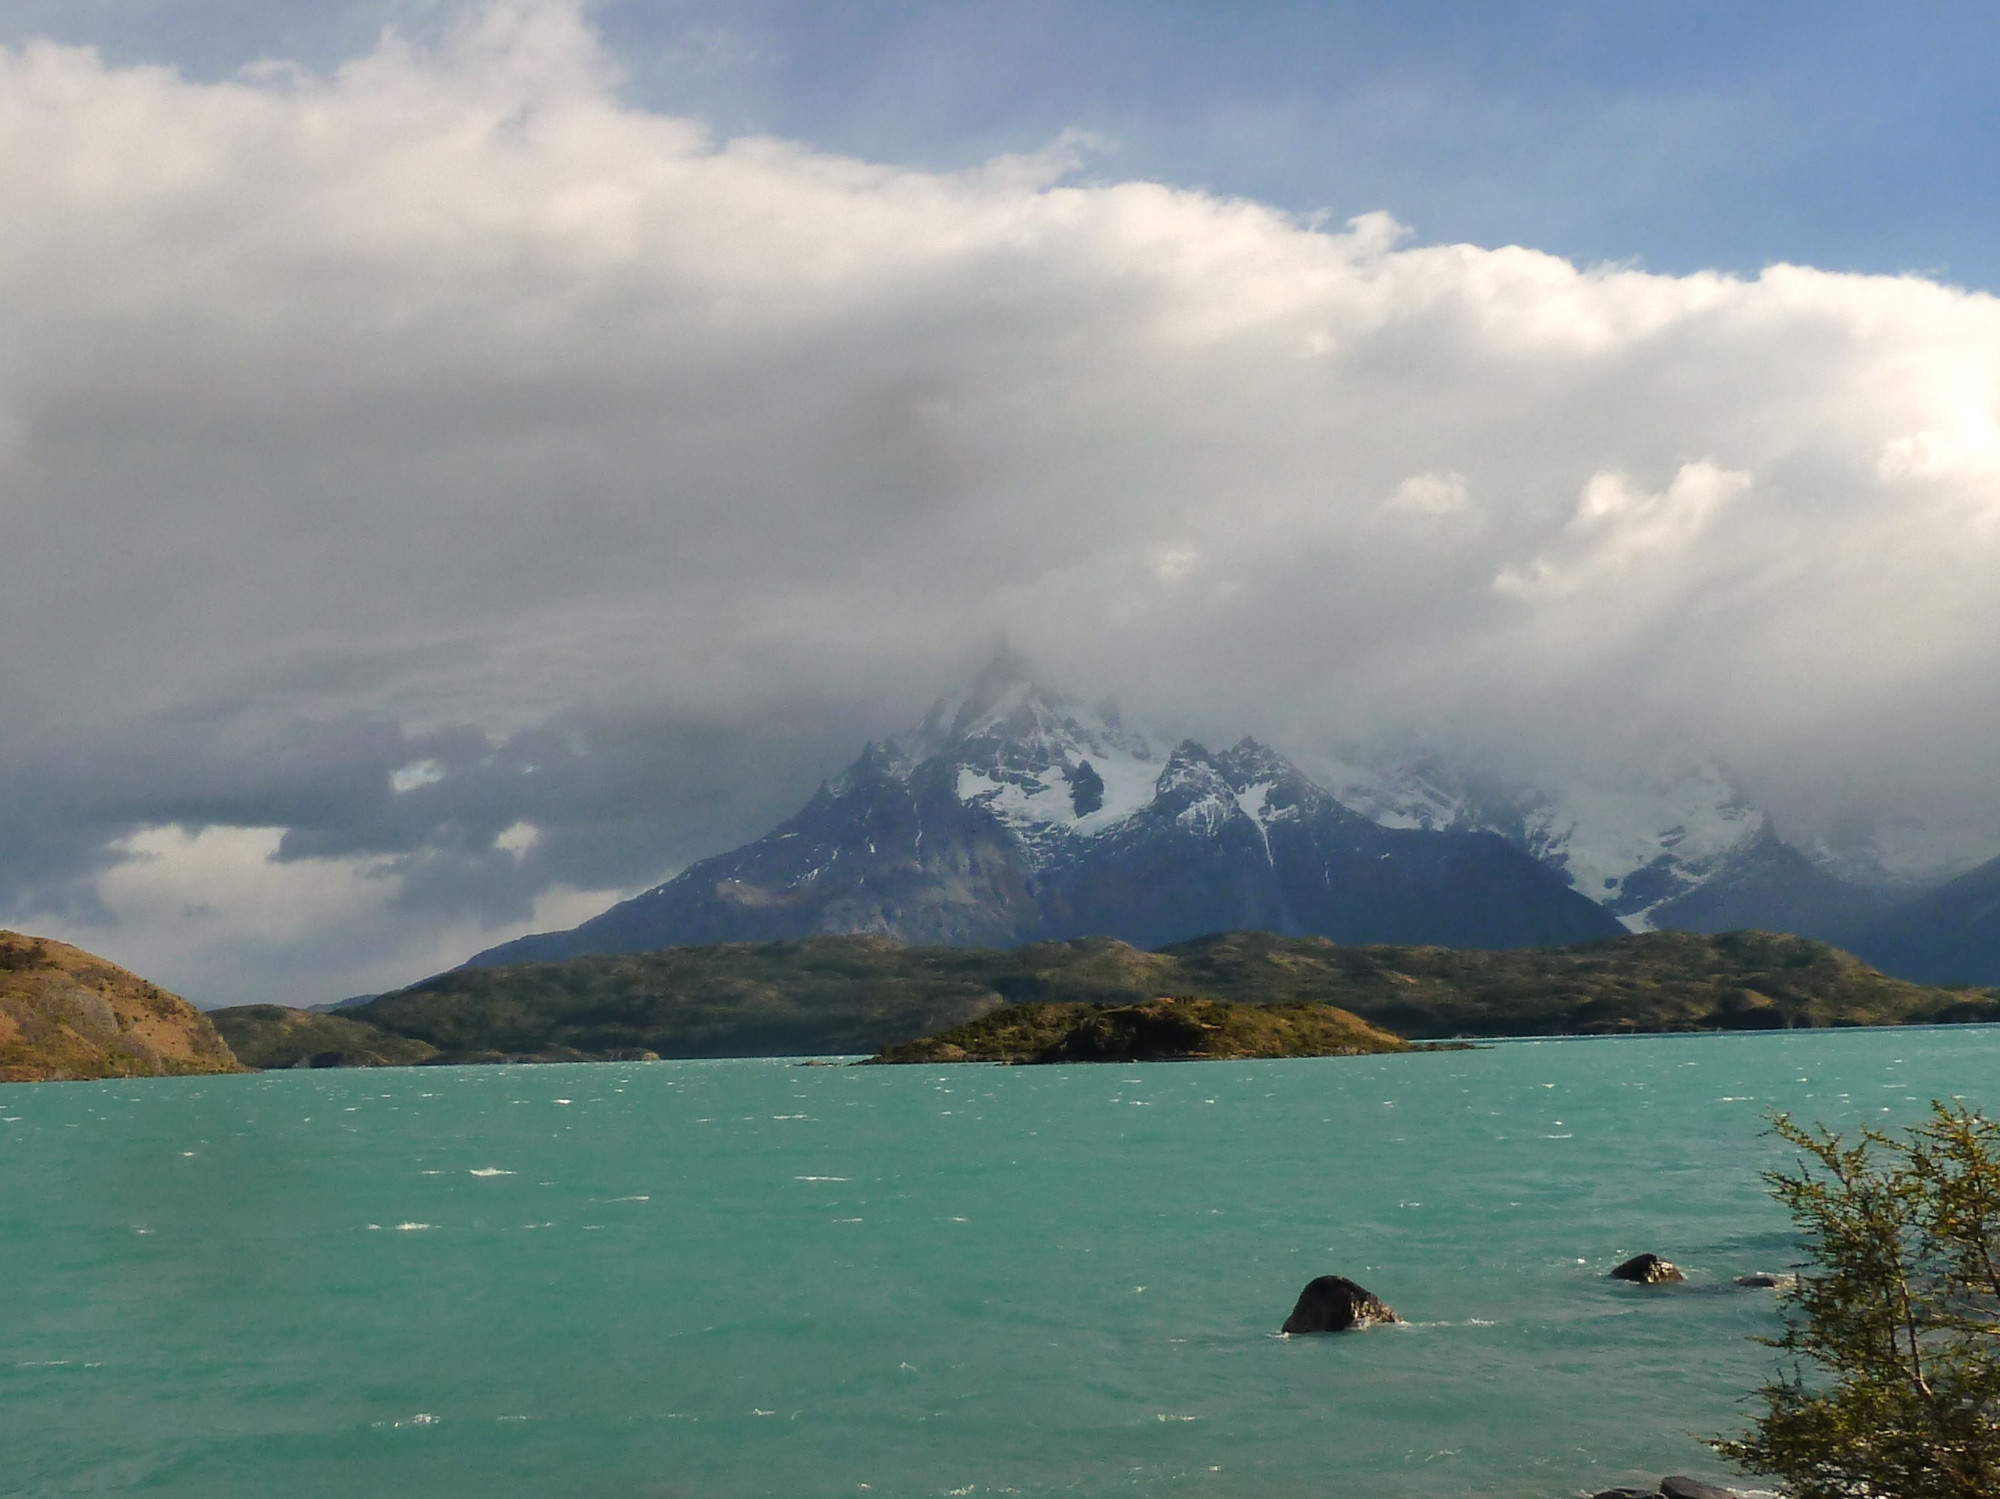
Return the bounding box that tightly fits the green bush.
[1716,1102,2000,1497]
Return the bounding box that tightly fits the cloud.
[1492,461,1751,600]
[3,2,2000,1001]
[1386,470,1471,516]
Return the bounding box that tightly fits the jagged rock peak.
[893,650,1153,772]
[1216,736,1311,790]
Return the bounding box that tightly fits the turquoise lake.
[7,1026,2000,1498]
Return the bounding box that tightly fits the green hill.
[214,928,2000,1070]
[1154,928,2000,1036]
[206,1005,440,1070]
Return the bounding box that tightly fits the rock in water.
[1732,1271,1796,1289]
[1281,1275,1399,1333]
[1660,1478,1744,1499]
[1609,1253,1685,1284]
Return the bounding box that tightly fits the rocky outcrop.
[1281,1275,1399,1333]
[1732,1271,1796,1289]
[1609,1253,1685,1285]
[0,931,244,1083]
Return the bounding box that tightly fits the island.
[868,995,1410,1064]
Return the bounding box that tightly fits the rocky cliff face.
[0,931,244,1083]
[469,660,1620,967]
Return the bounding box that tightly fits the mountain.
[235,929,2000,1069]
[0,930,244,1083]
[1802,809,2000,896]
[1848,852,2000,985]
[1310,746,1892,941]
[468,658,1620,967]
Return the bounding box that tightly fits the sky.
[3,0,1999,1005]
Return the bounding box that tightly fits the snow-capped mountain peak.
[890,657,1164,864]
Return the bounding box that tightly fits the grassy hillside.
[207,1005,440,1069]
[1158,928,2000,1036]
[345,936,1039,1061]
[871,997,1410,1064]
[224,928,2000,1070]
[0,931,245,1083]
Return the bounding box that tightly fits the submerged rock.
[1590,1488,1662,1499]
[1732,1271,1796,1289]
[1281,1275,1399,1333]
[1609,1253,1684,1284]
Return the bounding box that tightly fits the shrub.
[1715,1102,2000,1497]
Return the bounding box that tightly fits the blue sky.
[4,0,1997,287]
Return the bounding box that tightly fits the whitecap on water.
[468,1168,514,1177]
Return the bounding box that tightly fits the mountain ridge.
[468,661,1620,967]
[1848,852,2000,985]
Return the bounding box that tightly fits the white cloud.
[3,2,2000,998]
[1493,461,1751,599]
[1386,470,1472,516]
[27,823,629,1007]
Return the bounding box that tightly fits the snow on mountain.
[888,653,1165,866]
[853,655,1994,944]
[463,655,1626,967]
[1800,813,2000,894]
[1301,746,1770,930]
[903,662,1807,934]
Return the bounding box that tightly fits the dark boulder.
[1281,1274,1399,1333]
[1591,1476,1745,1499]
[1732,1271,1795,1289]
[1661,1478,1744,1499]
[1609,1253,1684,1285]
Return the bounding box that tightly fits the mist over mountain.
[1310,744,1903,943]
[461,654,2000,981]
[469,657,1620,965]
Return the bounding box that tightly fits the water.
[4,1027,1997,1498]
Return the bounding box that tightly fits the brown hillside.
[0,931,245,1083]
